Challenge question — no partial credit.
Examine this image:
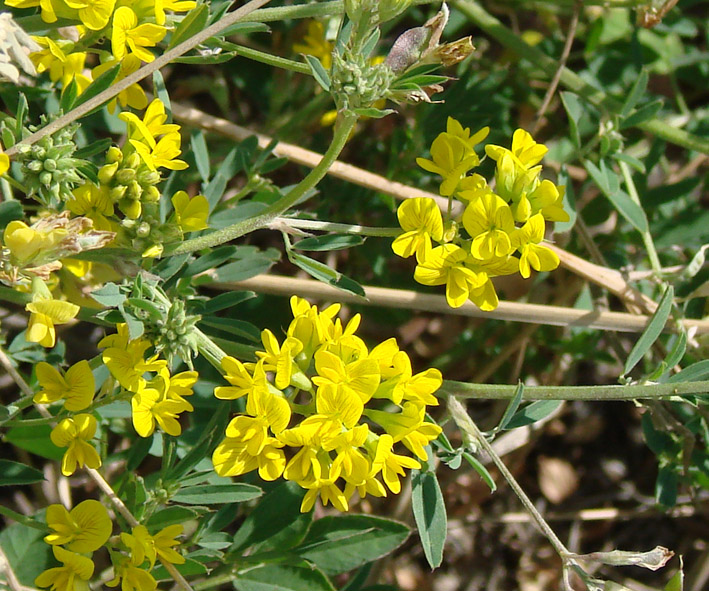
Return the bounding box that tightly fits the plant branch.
[5,0,274,157]
[272,217,401,237]
[164,111,359,256]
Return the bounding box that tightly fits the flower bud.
[143,186,161,202]
[98,162,119,184]
[110,185,127,201]
[125,153,141,170]
[27,160,43,172]
[136,222,151,237]
[116,168,136,184]
[106,146,123,164]
[39,171,52,187]
[127,181,142,200]
[43,158,57,172]
[137,169,161,186]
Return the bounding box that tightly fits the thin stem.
[5,0,275,157]
[452,0,709,155]
[165,111,359,256]
[439,379,709,400]
[217,42,311,75]
[273,217,401,237]
[618,160,662,274]
[447,395,572,558]
[0,504,48,531]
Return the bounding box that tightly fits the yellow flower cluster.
[10,0,195,108]
[35,500,111,591]
[212,297,443,512]
[394,118,569,310]
[34,499,185,591]
[99,323,196,438]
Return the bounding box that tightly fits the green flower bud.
[27,160,43,172]
[110,185,127,201]
[143,186,160,203]
[127,180,142,199]
[116,168,136,184]
[125,153,141,170]
[98,162,119,184]
[137,169,161,186]
[43,158,57,172]
[106,146,123,164]
[136,222,151,237]
[39,171,52,187]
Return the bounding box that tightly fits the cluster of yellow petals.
[394,118,569,310]
[212,297,443,513]
[98,323,195,438]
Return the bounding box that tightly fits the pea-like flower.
[35,546,94,591]
[392,197,444,259]
[44,499,112,553]
[50,414,101,476]
[111,7,166,62]
[34,359,95,411]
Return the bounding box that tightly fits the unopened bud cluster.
[15,121,86,205]
[99,147,161,219]
[331,51,394,110]
[145,299,201,362]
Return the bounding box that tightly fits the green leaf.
[203,147,237,209]
[0,520,52,586]
[294,234,365,252]
[663,330,687,371]
[612,152,646,174]
[75,138,113,159]
[584,159,649,232]
[304,55,331,91]
[234,564,335,591]
[461,452,496,492]
[664,564,684,591]
[201,291,256,314]
[172,483,262,505]
[624,285,674,375]
[411,469,447,569]
[184,246,238,277]
[289,252,366,297]
[5,424,65,460]
[190,130,210,183]
[151,558,207,581]
[146,507,201,530]
[620,98,664,129]
[0,200,23,230]
[352,107,396,119]
[231,481,309,552]
[560,92,583,148]
[667,360,709,383]
[126,298,163,322]
[296,515,410,575]
[211,257,275,282]
[60,79,78,112]
[620,69,649,118]
[0,460,45,486]
[91,282,126,307]
[72,63,120,110]
[199,317,261,342]
[172,52,237,65]
[126,435,153,471]
[494,382,524,432]
[169,3,209,49]
[505,400,563,429]
[656,466,678,506]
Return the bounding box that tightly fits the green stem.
[618,160,662,274]
[216,42,311,75]
[193,328,229,369]
[0,504,48,532]
[453,1,709,155]
[439,379,709,400]
[275,217,401,237]
[448,395,571,554]
[243,0,436,22]
[165,111,359,256]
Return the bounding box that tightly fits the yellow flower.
[67,183,115,232]
[35,546,94,591]
[154,0,197,25]
[392,197,443,259]
[375,351,441,406]
[108,560,156,591]
[50,414,101,476]
[212,432,286,481]
[370,434,420,494]
[30,37,91,93]
[92,56,148,113]
[102,337,166,392]
[26,296,80,348]
[214,355,258,400]
[34,359,95,411]
[131,385,188,437]
[462,192,516,260]
[527,179,570,223]
[63,0,116,30]
[0,143,9,176]
[512,213,560,279]
[44,499,112,552]
[416,118,489,196]
[3,220,67,267]
[111,6,166,62]
[119,98,180,146]
[171,190,209,232]
[413,242,486,309]
[326,423,370,485]
[121,524,184,568]
[366,401,441,461]
[130,132,188,171]
[485,128,548,170]
[256,329,307,390]
[5,0,77,25]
